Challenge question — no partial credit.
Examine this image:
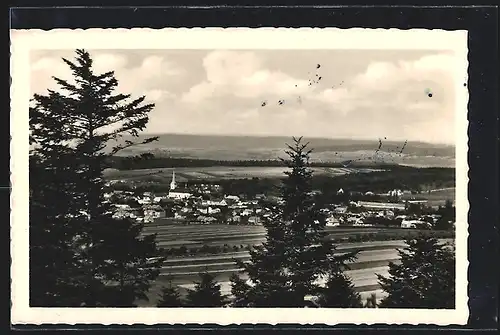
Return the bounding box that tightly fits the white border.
[10,28,469,325]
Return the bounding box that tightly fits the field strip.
[157,240,198,247]
[346,266,388,277]
[153,238,451,249]
[163,252,249,263]
[160,255,399,272]
[152,234,266,241]
[146,226,264,232]
[143,226,438,235]
[163,261,240,270]
[145,230,266,237]
[162,268,244,276]
[161,249,397,266]
[147,229,419,240]
[146,229,264,235]
[354,284,382,293]
[143,227,266,234]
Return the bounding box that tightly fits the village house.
[168,190,192,200]
[357,201,406,211]
[153,196,164,203]
[388,189,404,197]
[241,208,254,217]
[144,204,165,220]
[247,216,261,225]
[198,207,221,215]
[197,216,217,224]
[334,206,348,214]
[401,219,430,229]
[201,199,227,207]
[326,216,340,226]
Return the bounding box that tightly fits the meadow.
[104,166,381,183]
[137,223,454,306]
[400,187,456,207]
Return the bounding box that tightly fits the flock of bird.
[256,62,424,167]
[339,138,410,168]
[260,63,345,108]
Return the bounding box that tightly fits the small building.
[357,201,406,211]
[168,190,192,200]
[388,189,403,197]
[153,196,164,203]
[248,216,261,225]
[334,206,348,214]
[224,195,240,202]
[326,216,340,227]
[400,219,427,229]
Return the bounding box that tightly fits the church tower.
[170,169,177,190]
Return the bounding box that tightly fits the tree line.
[29,50,456,309]
[106,154,400,170]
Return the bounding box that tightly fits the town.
[107,170,455,230]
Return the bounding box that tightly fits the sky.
[30,49,461,145]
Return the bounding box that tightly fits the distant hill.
[106,133,455,168]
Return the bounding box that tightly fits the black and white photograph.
[11,28,469,325]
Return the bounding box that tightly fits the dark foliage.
[29,49,164,307]
[377,235,456,308]
[185,272,227,307]
[317,272,363,308]
[230,137,358,307]
[157,277,183,307]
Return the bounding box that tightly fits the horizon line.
[137,132,456,147]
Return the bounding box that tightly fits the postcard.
[10,27,469,325]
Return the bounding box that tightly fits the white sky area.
[30,49,459,144]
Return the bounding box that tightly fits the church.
[167,170,192,200]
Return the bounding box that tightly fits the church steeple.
[170,169,177,190]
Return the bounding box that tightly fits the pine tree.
[231,137,356,307]
[186,272,227,307]
[317,271,363,308]
[377,235,455,308]
[157,277,183,307]
[229,273,252,307]
[29,153,90,306]
[29,49,164,307]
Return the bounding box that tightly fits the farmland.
[143,222,453,249]
[104,166,382,183]
[137,223,454,306]
[400,187,456,207]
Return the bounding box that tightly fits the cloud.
[30,51,182,103]
[181,50,311,104]
[143,89,175,102]
[349,55,452,95]
[30,50,461,144]
[173,50,459,143]
[92,53,128,74]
